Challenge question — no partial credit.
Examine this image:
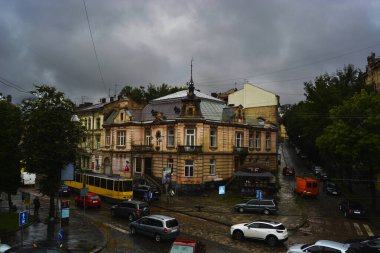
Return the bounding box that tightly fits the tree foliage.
[282,64,364,162]
[317,91,380,205]
[21,85,85,217]
[119,83,187,104]
[0,100,22,211]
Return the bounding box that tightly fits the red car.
[282,166,295,176]
[169,239,206,253]
[75,193,101,208]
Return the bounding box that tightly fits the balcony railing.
[233,146,248,154]
[131,145,154,152]
[177,145,203,153]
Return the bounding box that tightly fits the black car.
[234,199,278,215]
[339,199,366,218]
[58,184,70,197]
[324,181,340,195]
[111,200,150,221]
[133,184,161,201]
[346,236,380,253]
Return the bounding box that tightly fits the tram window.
[88,176,94,186]
[122,181,133,191]
[106,179,113,190]
[75,173,81,182]
[100,178,106,189]
[94,177,100,187]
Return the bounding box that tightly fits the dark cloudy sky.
[1,0,380,105]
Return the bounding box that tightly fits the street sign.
[58,228,63,241]
[19,211,28,226]
[256,189,263,200]
[218,185,225,195]
[80,188,88,197]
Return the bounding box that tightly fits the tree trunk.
[46,193,56,242]
[7,193,13,213]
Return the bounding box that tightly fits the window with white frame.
[96,135,100,150]
[266,131,271,150]
[117,130,126,146]
[255,131,261,149]
[235,132,243,147]
[210,128,217,147]
[249,132,254,148]
[185,128,195,146]
[210,159,215,175]
[105,130,110,146]
[185,160,194,177]
[167,127,175,147]
[145,128,151,145]
[168,158,174,173]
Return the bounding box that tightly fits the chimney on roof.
[101,98,106,103]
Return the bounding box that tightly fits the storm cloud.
[1,0,380,105]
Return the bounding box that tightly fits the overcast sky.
[1,0,380,105]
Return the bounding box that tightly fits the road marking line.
[353,223,363,236]
[344,221,352,234]
[363,224,374,236]
[104,223,129,234]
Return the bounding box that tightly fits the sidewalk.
[0,191,105,253]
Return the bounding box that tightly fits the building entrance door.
[144,158,152,176]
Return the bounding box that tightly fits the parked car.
[4,246,70,253]
[129,215,180,242]
[324,181,340,195]
[287,240,351,253]
[294,177,319,197]
[230,220,288,247]
[111,200,150,221]
[169,239,206,253]
[317,170,329,181]
[0,243,11,253]
[234,199,277,215]
[282,166,295,176]
[346,236,380,253]
[133,184,161,201]
[339,199,366,218]
[75,193,101,208]
[58,184,71,197]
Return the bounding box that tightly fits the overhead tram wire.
[82,0,107,94]
[0,76,31,94]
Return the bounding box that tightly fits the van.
[294,177,319,197]
[21,172,36,186]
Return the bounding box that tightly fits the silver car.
[129,215,179,242]
[287,240,351,253]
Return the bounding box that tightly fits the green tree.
[119,83,186,104]
[0,100,22,212]
[21,86,85,223]
[317,90,380,206]
[283,65,364,162]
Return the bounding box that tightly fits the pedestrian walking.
[33,196,40,217]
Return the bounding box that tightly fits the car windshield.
[90,196,99,200]
[275,224,285,230]
[166,219,179,228]
[301,243,313,249]
[169,245,194,253]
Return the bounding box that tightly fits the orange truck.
[294,177,319,197]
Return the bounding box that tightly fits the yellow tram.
[65,171,133,202]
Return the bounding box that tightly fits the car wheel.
[130,226,136,235]
[128,213,134,222]
[263,209,270,215]
[232,230,244,240]
[266,235,278,247]
[154,234,161,242]
[239,207,244,213]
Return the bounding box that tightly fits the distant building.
[227,81,280,125]
[364,52,380,93]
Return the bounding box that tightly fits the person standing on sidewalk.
[33,196,40,217]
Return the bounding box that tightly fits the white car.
[0,243,11,253]
[230,220,288,247]
[287,240,351,253]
